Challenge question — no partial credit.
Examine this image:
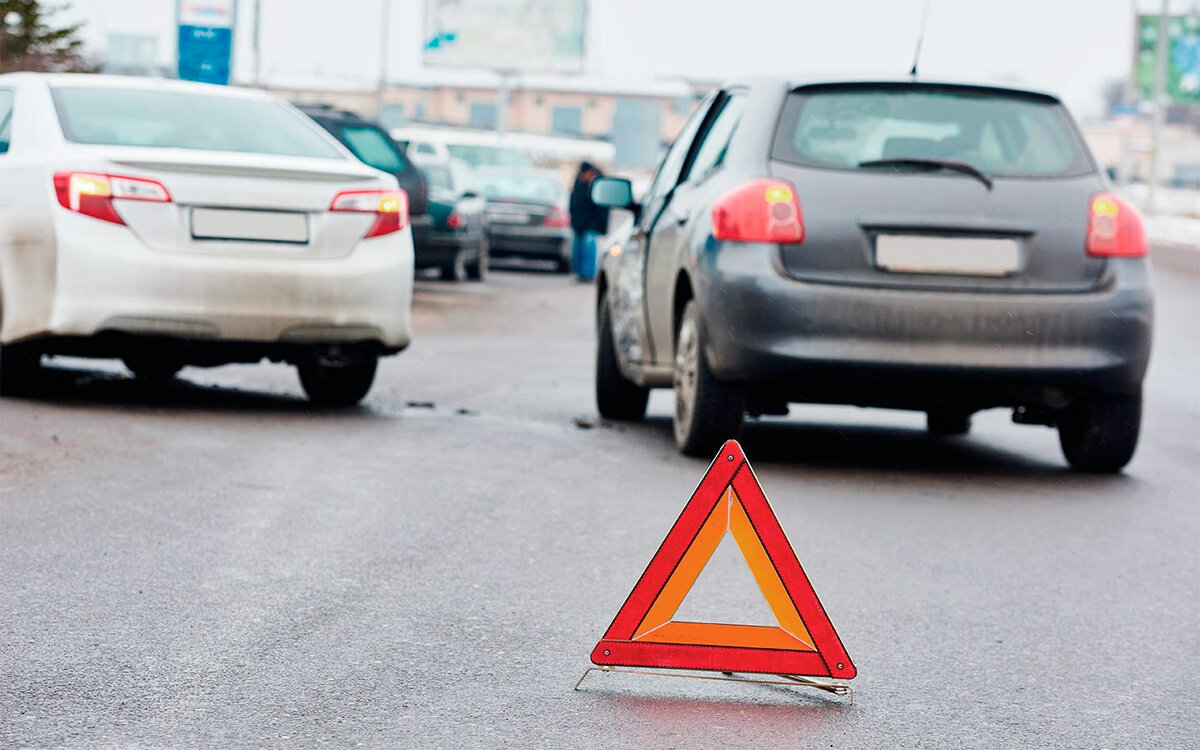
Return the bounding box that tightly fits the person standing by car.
[569,161,608,281]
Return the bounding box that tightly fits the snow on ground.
[1117,185,1200,249]
[1141,214,1200,248]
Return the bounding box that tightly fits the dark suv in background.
[592,78,1153,472]
[299,105,431,250]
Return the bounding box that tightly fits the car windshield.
[477,173,563,204]
[339,125,407,173]
[772,86,1091,178]
[445,143,530,168]
[51,86,345,159]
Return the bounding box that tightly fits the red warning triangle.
[590,440,855,680]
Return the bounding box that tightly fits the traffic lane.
[1,263,1194,747]
[5,395,1192,747]
[1150,241,1199,278]
[406,255,1200,748]
[1,257,1197,747]
[0,270,568,415]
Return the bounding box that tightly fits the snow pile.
[1117,185,1200,249]
[1142,214,1200,248]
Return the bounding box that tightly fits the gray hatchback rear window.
[772,85,1092,178]
[51,86,344,160]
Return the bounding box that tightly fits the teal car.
[411,156,488,282]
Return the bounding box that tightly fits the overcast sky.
[64,0,1194,119]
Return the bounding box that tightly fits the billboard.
[105,34,159,76]
[177,0,235,85]
[1135,14,1200,104]
[424,0,586,73]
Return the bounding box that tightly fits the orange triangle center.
[630,487,817,652]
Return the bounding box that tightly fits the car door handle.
[674,213,690,226]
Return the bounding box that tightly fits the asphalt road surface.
[3,251,1198,748]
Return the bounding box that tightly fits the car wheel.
[0,344,41,394]
[1058,392,1141,473]
[673,300,744,456]
[297,355,378,407]
[556,255,571,274]
[441,250,466,282]
[927,409,972,436]
[595,298,648,421]
[123,354,184,380]
[466,238,488,282]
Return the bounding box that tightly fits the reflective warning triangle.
[591,440,855,679]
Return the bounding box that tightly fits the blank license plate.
[875,235,1021,276]
[191,208,309,243]
[487,212,530,224]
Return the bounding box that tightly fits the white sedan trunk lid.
[69,145,392,259]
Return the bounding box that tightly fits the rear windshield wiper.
[857,158,994,190]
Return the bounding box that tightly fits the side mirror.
[591,177,635,209]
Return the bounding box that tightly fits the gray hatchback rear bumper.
[697,247,1152,407]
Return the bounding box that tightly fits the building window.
[551,105,582,136]
[469,102,498,129]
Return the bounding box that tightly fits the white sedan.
[0,73,413,405]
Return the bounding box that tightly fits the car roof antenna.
[909,0,933,78]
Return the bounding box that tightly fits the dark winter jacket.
[569,163,609,235]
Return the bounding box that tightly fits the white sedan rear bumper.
[10,214,414,351]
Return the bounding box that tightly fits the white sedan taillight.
[329,189,408,239]
[52,172,172,225]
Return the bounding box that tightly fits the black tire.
[123,354,184,380]
[297,356,378,407]
[927,409,972,436]
[673,300,744,456]
[466,238,488,281]
[440,250,466,282]
[595,300,649,421]
[1058,392,1141,473]
[0,344,41,395]
[556,255,572,274]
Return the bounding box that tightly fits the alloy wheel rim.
[674,311,699,442]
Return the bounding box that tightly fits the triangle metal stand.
[574,666,854,704]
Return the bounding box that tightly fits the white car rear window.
[51,86,344,160]
[477,173,564,204]
[422,165,452,191]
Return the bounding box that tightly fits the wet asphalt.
[1,251,1197,748]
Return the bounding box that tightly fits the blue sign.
[177,25,232,85]
[425,31,457,51]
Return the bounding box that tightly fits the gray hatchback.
[593,78,1152,472]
